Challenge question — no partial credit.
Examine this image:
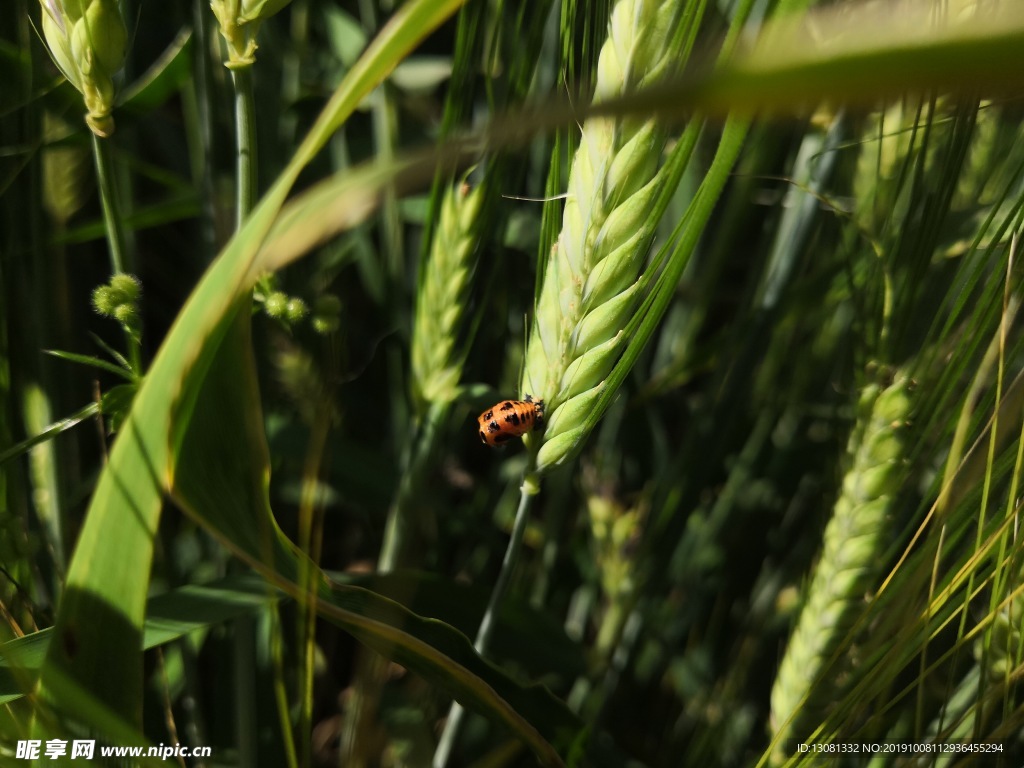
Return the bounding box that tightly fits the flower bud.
[264,291,288,318]
[112,302,138,327]
[108,272,141,304]
[210,0,292,68]
[91,284,116,315]
[311,294,341,334]
[284,297,308,323]
[40,0,127,136]
[41,3,80,89]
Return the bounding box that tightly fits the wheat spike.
[769,374,912,763]
[411,181,483,409]
[521,0,682,474]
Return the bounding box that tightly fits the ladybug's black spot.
[499,401,515,411]
[479,431,487,443]
[487,421,501,433]
[504,412,521,426]
[493,433,513,444]
[482,410,493,420]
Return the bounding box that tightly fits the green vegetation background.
[2,0,1024,766]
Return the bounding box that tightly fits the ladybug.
[477,395,544,447]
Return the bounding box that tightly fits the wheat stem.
[433,478,539,768]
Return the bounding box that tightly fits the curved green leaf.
[32,0,470,738]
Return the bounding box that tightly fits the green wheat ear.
[769,373,912,763]
[520,0,682,475]
[411,181,483,411]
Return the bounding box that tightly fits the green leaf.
[0,573,278,705]
[119,27,193,114]
[44,348,134,380]
[0,400,99,466]
[32,0,472,742]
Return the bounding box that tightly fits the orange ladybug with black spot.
[477,395,544,447]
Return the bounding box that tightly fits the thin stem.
[190,0,218,258]
[270,602,300,768]
[226,56,264,767]
[231,65,258,226]
[91,132,126,275]
[91,132,141,373]
[297,404,331,768]
[379,401,448,572]
[433,473,539,768]
[474,483,536,655]
[233,615,257,767]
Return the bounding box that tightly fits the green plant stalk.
[916,541,1024,752]
[962,265,1020,648]
[340,650,386,767]
[223,60,264,767]
[231,66,258,226]
[967,336,1024,741]
[91,132,140,373]
[436,0,724,759]
[373,87,402,288]
[281,0,309,146]
[91,132,126,274]
[233,615,257,767]
[296,407,330,768]
[189,0,218,259]
[433,477,539,768]
[769,374,912,765]
[270,602,300,768]
[567,595,632,716]
[379,400,448,572]
[368,178,484,760]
